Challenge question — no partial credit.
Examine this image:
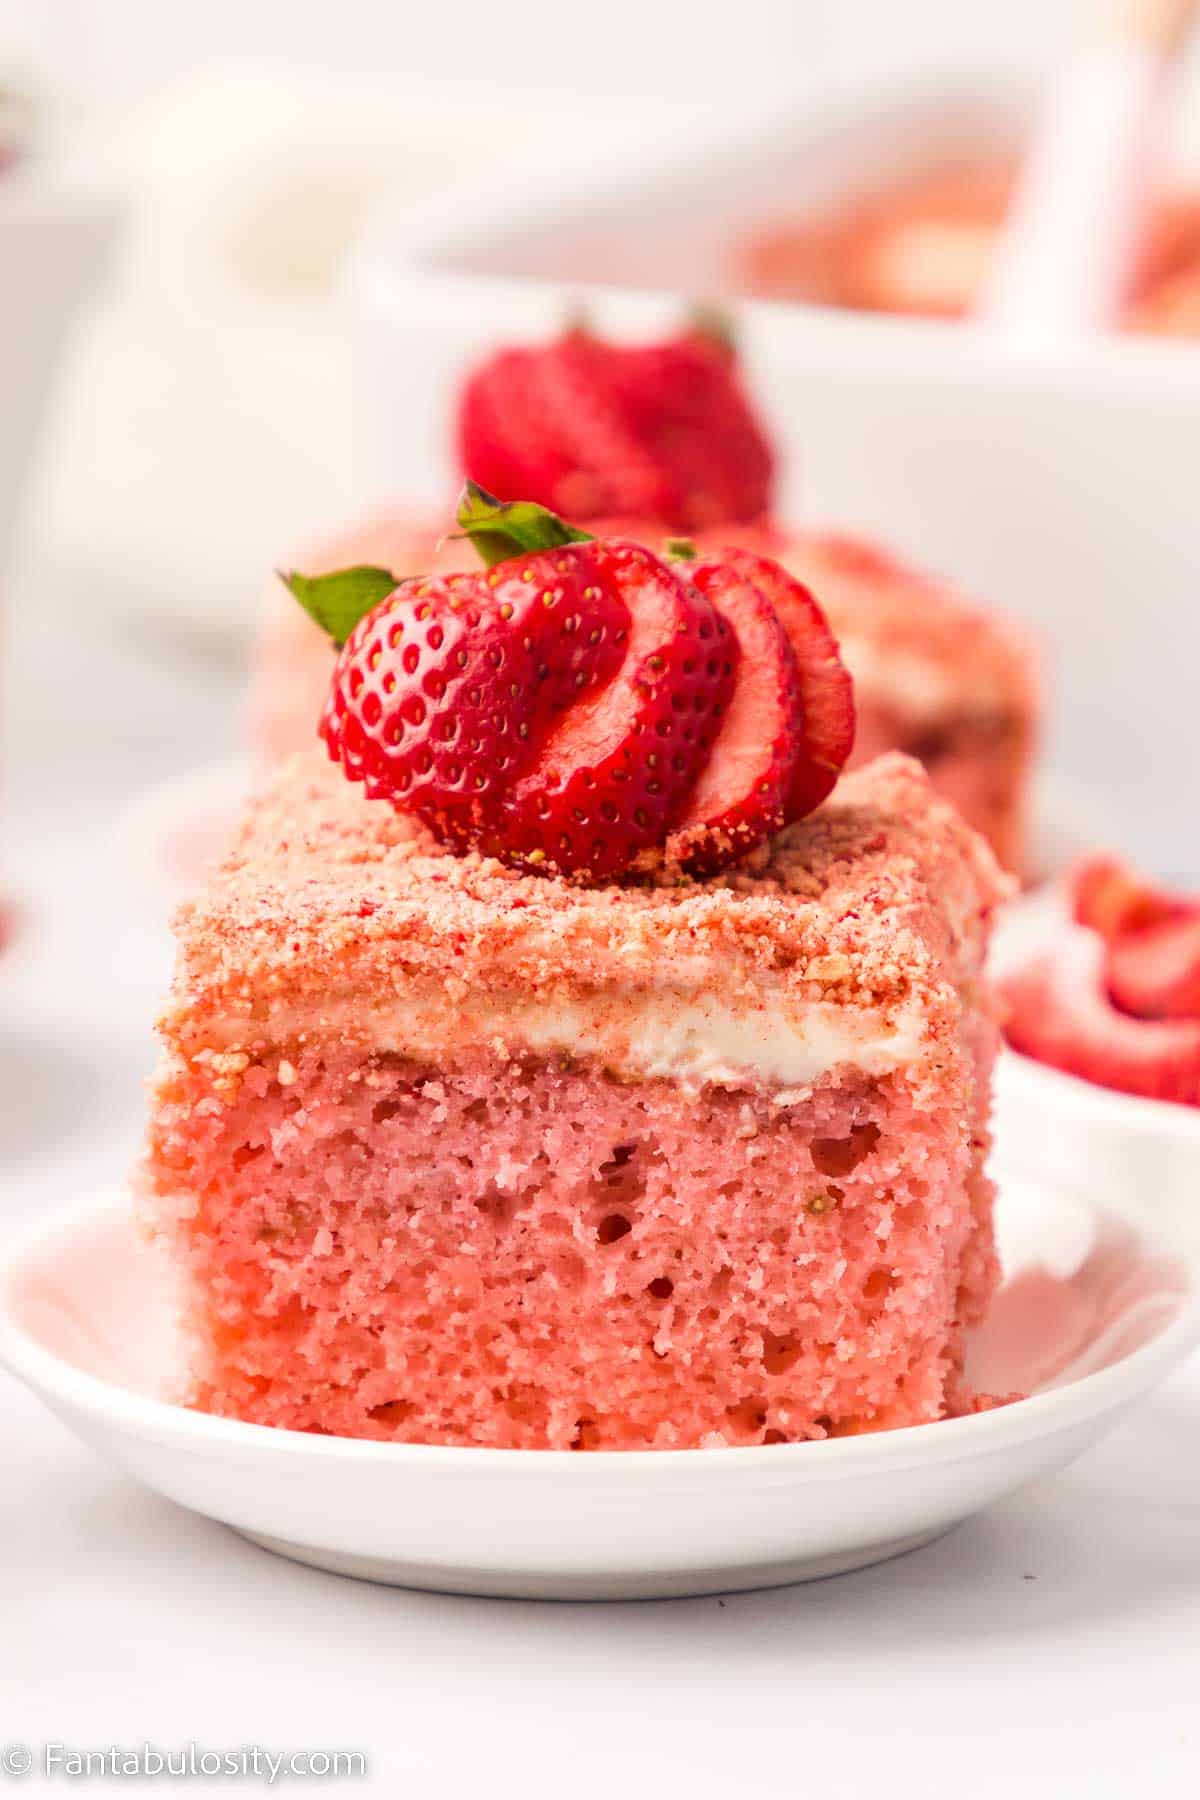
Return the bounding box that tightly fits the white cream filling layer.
[268,986,929,1091]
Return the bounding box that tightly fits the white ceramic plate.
[1,1145,1196,1601]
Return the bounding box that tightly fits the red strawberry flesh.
[458,345,610,523]
[458,325,775,532]
[320,554,627,847]
[716,547,856,817]
[322,581,527,826]
[494,540,736,878]
[597,332,775,529]
[1105,911,1200,1021]
[1002,940,1200,1106]
[666,558,801,870]
[1069,855,1179,940]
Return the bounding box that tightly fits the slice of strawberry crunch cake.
[141,491,1010,1449]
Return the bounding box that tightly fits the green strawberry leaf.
[280,565,398,648]
[454,480,593,569]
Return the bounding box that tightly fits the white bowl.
[0,175,117,576]
[348,64,1197,872]
[1,1162,1195,1602]
[41,71,681,648]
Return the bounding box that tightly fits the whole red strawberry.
[457,322,774,532]
[286,484,854,881]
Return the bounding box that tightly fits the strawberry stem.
[281,565,398,647]
[664,538,698,561]
[454,481,592,569]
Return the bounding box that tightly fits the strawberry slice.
[493,538,736,878]
[1105,912,1200,1021]
[715,548,856,817]
[665,558,802,871]
[286,517,628,849]
[1003,943,1200,1106]
[318,576,543,840]
[1069,856,1178,940]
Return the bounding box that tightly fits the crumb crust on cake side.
[159,752,1010,1087]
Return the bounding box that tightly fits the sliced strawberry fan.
[285,483,855,882]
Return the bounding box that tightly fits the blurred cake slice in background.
[733,527,1039,876]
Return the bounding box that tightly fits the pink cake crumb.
[139,751,1009,1450]
[149,1041,995,1448]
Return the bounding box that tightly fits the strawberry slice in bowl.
[1106,913,1200,1022]
[989,866,1200,1221]
[1070,855,1181,942]
[994,855,1200,1115]
[1003,942,1200,1108]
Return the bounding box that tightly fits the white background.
[3,1,1097,105]
[3,3,1200,1794]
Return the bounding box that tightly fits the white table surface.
[3,64,1200,1796]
